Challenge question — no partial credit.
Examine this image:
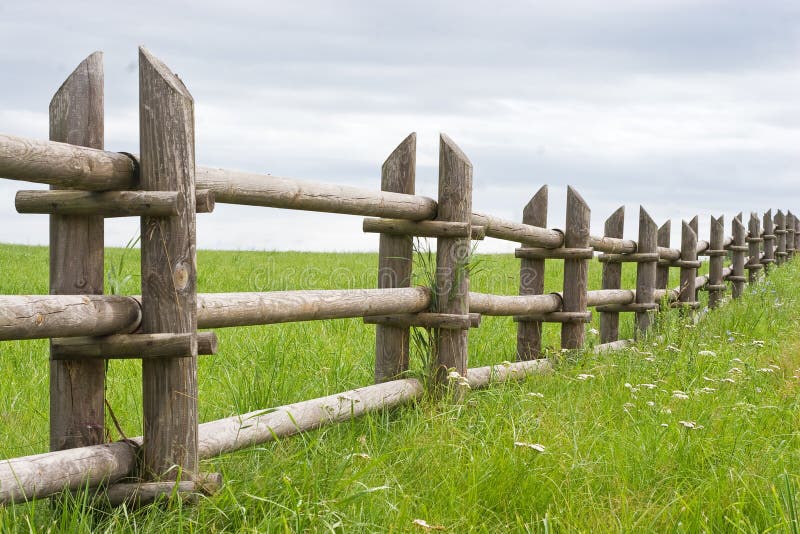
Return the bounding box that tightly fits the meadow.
[0,243,798,532]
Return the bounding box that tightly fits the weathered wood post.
[598,207,624,344]
[787,212,796,259]
[689,216,701,303]
[775,210,787,266]
[634,208,658,336]
[707,215,726,308]
[730,215,747,298]
[374,134,416,382]
[677,220,698,311]
[655,220,671,291]
[795,216,800,255]
[139,47,198,480]
[561,187,591,349]
[433,134,472,381]
[49,52,106,451]
[516,186,548,359]
[746,213,763,284]
[761,210,775,274]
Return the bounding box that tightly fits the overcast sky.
[2,1,799,252]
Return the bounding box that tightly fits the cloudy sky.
[1,1,799,252]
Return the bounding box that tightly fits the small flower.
[660,423,669,427]
[672,391,689,400]
[769,364,780,370]
[698,350,717,357]
[576,374,595,381]
[527,392,544,398]
[699,387,716,393]
[678,420,703,430]
[703,376,716,382]
[666,345,681,352]
[646,401,656,407]
[757,368,775,373]
[645,356,656,362]
[639,383,657,389]
[588,328,599,335]
[731,358,743,363]
[752,340,765,347]
[624,382,632,389]
[514,442,545,452]
[729,367,742,374]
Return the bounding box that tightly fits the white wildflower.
[720,377,736,383]
[729,367,742,374]
[624,382,633,389]
[769,364,780,370]
[527,392,544,398]
[514,442,545,452]
[699,387,716,393]
[639,383,657,389]
[698,350,717,357]
[703,376,716,382]
[678,420,703,430]
[666,345,681,352]
[672,391,689,400]
[757,368,775,374]
[645,357,656,362]
[752,340,765,347]
[660,423,669,427]
[647,401,656,407]
[576,373,595,380]
[730,358,743,363]
[588,328,599,335]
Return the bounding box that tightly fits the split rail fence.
[0,49,797,506]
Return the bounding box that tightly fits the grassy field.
[0,243,798,532]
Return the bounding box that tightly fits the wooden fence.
[0,49,797,506]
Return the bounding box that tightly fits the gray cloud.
[1,0,799,252]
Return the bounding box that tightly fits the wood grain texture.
[0,133,136,190]
[469,291,561,316]
[49,51,106,452]
[433,134,472,378]
[679,220,698,306]
[775,210,786,266]
[634,208,657,336]
[18,190,180,217]
[471,211,562,248]
[787,212,796,257]
[655,220,671,290]
[731,216,747,297]
[364,218,482,239]
[517,185,548,359]
[51,333,195,360]
[374,134,416,382]
[139,47,198,480]
[197,288,430,328]
[599,206,624,343]
[561,187,590,349]
[708,215,725,308]
[747,212,762,283]
[761,210,774,274]
[196,166,436,220]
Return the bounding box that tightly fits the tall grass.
[0,244,797,532]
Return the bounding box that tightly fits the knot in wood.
[173,262,190,291]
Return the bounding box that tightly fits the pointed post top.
[689,215,698,234]
[139,46,193,101]
[383,133,416,168]
[523,185,548,226]
[681,219,697,240]
[638,206,655,227]
[604,206,625,235]
[566,186,588,209]
[439,133,472,167]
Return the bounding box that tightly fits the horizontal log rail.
[0,133,748,250]
[0,358,551,505]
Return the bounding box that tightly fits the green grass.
[0,243,797,532]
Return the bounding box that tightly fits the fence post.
[516,186,548,359]
[634,208,657,336]
[49,52,106,451]
[731,215,747,298]
[746,213,762,284]
[139,48,198,479]
[560,187,590,349]
[708,215,726,308]
[678,220,698,311]
[689,216,701,302]
[599,207,624,344]
[761,210,775,274]
[787,212,796,259]
[775,210,787,266]
[795,216,800,255]
[433,134,472,381]
[656,220,671,291]
[375,134,416,382]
